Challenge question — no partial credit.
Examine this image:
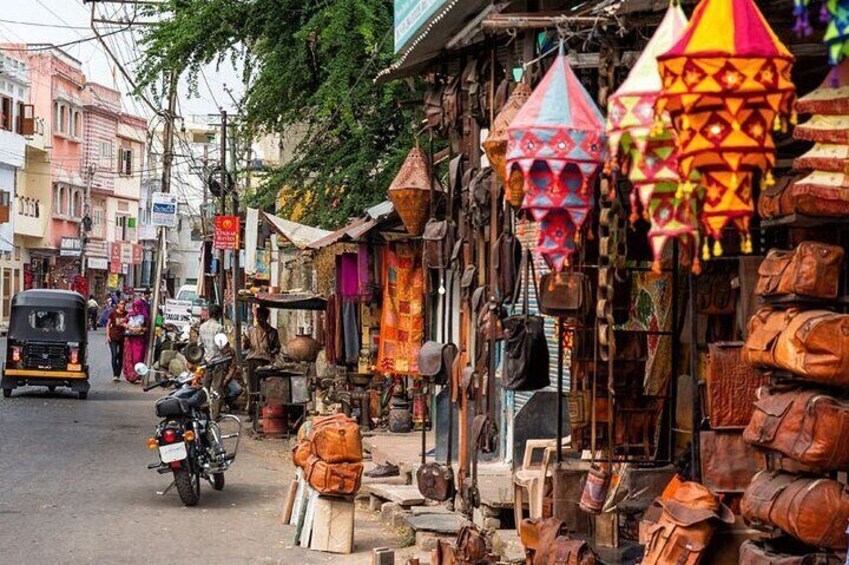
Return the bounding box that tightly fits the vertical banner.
[245,208,259,276]
[213,215,240,250]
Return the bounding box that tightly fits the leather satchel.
[548,537,596,565]
[706,342,769,429]
[700,430,762,494]
[503,251,549,391]
[744,307,849,386]
[423,219,456,271]
[305,455,363,495]
[538,271,590,319]
[741,471,849,549]
[743,387,849,472]
[417,462,455,502]
[454,524,489,564]
[418,341,458,386]
[755,242,844,300]
[739,539,843,565]
[309,418,362,464]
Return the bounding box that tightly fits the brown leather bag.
[417,462,455,502]
[538,271,591,319]
[741,471,849,549]
[292,441,311,469]
[700,431,762,494]
[739,539,843,565]
[418,341,458,386]
[308,414,362,464]
[706,342,769,429]
[305,455,363,495]
[743,308,849,386]
[520,517,562,563]
[454,524,489,564]
[758,172,849,219]
[547,537,596,565]
[423,219,456,271]
[743,388,849,471]
[755,242,844,300]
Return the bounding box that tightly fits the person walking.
[242,306,280,420]
[122,297,149,384]
[198,304,224,362]
[106,299,127,382]
[86,295,99,330]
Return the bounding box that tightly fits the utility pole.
[79,164,95,287]
[218,109,227,310]
[229,120,242,362]
[144,69,179,372]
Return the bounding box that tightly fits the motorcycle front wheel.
[173,466,201,506]
[212,472,225,491]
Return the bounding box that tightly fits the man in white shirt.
[198,304,224,362]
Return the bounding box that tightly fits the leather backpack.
[423,219,456,271]
[454,524,490,564]
[743,387,849,472]
[502,251,550,391]
[755,242,844,300]
[304,455,363,495]
[744,307,849,386]
[741,471,849,549]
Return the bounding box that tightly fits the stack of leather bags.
[760,60,849,220]
[292,414,363,496]
[737,240,849,558]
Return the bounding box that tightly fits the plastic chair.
[513,435,572,530]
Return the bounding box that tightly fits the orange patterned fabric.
[376,243,424,375]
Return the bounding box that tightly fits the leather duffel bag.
[739,538,843,565]
[741,471,849,550]
[743,307,849,386]
[706,342,769,429]
[743,388,849,472]
[305,455,363,495]
[755,242,844,300]
[292,441,311,469]
[308,414,362,464]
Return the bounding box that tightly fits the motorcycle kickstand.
[156,480,177,496]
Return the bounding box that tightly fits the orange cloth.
[376,243,424,375]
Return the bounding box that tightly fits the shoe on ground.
[113,376,120,382]
[364,463,400,478]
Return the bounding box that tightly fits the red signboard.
[110,242,122,262]
[214,215,240,250]
[132,244,143,265]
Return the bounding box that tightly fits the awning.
[307,201,397,250]
[262,212,332,250]
[240,293,327,311]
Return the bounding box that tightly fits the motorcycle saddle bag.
[155,396,190,418]
[308,414,363,464]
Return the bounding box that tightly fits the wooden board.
[367,484,425,507]
[309,496,355,554]
[299,488,319,548]
[282,478,299,524]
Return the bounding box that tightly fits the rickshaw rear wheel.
[2,388,10,398]
[78,391,88,400]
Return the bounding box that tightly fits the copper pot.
[287,330,320,362]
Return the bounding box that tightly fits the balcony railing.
[17,196,40,218]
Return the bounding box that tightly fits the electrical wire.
[0,18,91,30]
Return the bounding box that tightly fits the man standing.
[106,299,127,382]
[199,304,224,362]
[242,306,280,420]
[86,295,99,330]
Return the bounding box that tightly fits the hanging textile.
[657,0,796,264]
[376,243,424,375]
[506,46,606,272]
[607,2,691,268]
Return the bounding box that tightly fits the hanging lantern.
[483,83,533,208]
[388,146,435,236]
[657,0,796,260]
[506,46,606,272]
[607,2,693,268]
[794,0,849,65]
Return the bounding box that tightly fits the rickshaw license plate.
[159,442,187,463]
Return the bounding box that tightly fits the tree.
[137,0,417,228]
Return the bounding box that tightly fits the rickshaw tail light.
[10,346,20,362]
[162,429,179,444]
[147,438,158,450]
[183,430,195,442]
[69,347,79,365]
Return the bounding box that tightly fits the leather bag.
[417,461,455,503]
[743,307,849,386]
[454,524,489,564]
[700,430,762,494]
[706,342,769,429]
[759,172,849,219]
[548,537,596,565]
[423,220,456,271]
[309,414,363,464]
[502,252,550,391]
[538,271,591,319]
[697,268,736,315]
[739,539,843,565]
[292,441,311,469]
[755,242,844,300]
[741,471,849,549]
[305,455,363,495]
[495,230,522,301]
[418,341,458,386]
[743,387,849,471]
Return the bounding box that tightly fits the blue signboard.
[394,0,450,53]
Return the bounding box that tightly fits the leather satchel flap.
[746,391,796,444]
[423,219,449,241]
[418,341,447,377]
[758,251,792,277]
[461,265,477,289]
[745,309,788,352]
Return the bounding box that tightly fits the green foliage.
[137,0,417,228]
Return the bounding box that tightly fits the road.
[0,330,404,565]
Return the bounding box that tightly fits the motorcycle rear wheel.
[173,467,201,506]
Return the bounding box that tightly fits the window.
[119,148,133,176]
[0,96,11,131]
[59,105,66,134]
[0,190,9,224]
[115,214,128,241]
[52,102,58,132]
[28,310,66,333]
[17,102,33,135]
[70,189,82,219]
[100,141,112,158]
[73,111,81,138]
[53,184,68,217]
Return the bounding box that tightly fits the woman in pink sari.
[122,298,149,384]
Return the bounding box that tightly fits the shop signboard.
[132,244,142,265]
[394,0,450,53]
[151,192,178,227]
[214,215,240,250]
[60,237,82,257]
[107,273,120,288]
[255,249,271,281]
[88,257,108,271]
[163,299,193,328]
[120,243,133,265]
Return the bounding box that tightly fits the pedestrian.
[122,297,149,384]
[106,299,127,382]
[242,306,280,418]
[198,304,224,362]
[86,294,99,330]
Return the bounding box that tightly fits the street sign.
[163,299,193,327]
[214,215,240,250]
[87,257,108,270]
[151,192,178,227]
[60,237,82,257]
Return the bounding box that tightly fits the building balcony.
[14,197,46,238]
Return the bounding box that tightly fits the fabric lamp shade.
[388,146,435,237]
[484,82,532,201]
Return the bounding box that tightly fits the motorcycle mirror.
[135,362,150,377]
[213,333,229,349]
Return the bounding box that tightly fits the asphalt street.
[0,330,404,565]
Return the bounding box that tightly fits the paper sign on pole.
[151,192,178,227]
[163,299,193,328]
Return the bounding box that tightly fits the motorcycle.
[138,351,242,507]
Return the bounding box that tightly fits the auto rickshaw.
[1,290,90,399]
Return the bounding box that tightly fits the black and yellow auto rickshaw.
[2,290,90,399]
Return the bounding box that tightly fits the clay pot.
[287,331,320,363]
[388,395,412,433]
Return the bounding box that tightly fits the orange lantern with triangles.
[657,0,796,260]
